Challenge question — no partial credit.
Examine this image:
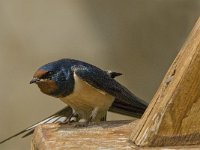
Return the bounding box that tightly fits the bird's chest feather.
[60,73,114,113]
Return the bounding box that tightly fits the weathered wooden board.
[32,120,200,150]
[31,120,136,150]
[131,18,200,146]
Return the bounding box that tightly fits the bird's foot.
[73,122,89,128]
[72,118,90,128]
[60,113,79,125]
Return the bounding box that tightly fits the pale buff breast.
[60,73,115,120]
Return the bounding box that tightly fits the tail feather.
[0,106,73,144]
[21,130,34,138]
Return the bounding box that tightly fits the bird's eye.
[41,71,54,79]
[48,71,54,76]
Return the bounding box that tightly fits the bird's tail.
[0,106,73,144]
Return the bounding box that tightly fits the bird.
[0,58,148,144]
[30,58,147,124]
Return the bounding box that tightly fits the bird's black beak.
[30,78,40,84]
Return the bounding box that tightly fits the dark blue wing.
[72,65,147,112]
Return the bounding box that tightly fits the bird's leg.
[73,119,88,127]
[69,113,79,123]
[89,107,99,122]
[74,107,99,127]
[61,110,79,124]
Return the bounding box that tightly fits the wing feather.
[72,65,147,113]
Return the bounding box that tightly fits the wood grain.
[31,120,200,150]
[131,18,200,146]
[32,120,136,150]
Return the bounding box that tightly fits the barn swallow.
[0,58,148,144]
[30,58,147,124]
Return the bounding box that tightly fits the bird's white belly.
[60,73,114,121]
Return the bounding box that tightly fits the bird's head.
[30,59,74,97]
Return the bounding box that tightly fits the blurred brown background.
[0,0,200,149]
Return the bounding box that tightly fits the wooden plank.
[131,17,200,146]
[32,120,200,150]
[31,120,135,150]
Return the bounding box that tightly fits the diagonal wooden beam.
[131,17,200,146]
